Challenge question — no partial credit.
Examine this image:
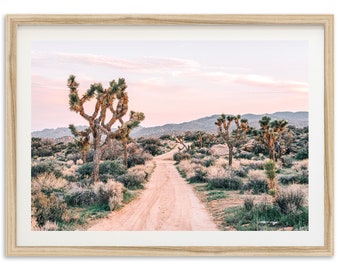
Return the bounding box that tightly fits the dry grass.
[31,173,68,194]
[292,159,309,171]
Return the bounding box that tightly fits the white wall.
[1,0,338,269]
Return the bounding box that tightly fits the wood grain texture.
[5,14,334,257]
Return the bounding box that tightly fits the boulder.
[243,139,256,152]
[210,144,229,156]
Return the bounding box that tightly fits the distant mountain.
[32,112,308,139]
[130,111,308,138]
[31,125,88,139]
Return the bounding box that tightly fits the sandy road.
[88,148,217,231]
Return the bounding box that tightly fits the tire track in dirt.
[88,148,218,231]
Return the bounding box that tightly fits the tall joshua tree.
[215,114,249,166]
[67,75,145,183]
[255,116,288,160]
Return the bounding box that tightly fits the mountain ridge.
[31,111,308,139]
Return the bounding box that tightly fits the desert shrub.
[76,162,94,179]
[66,153,82,163]
[128,155,148,168]
[243,196,255,211]
[159,134,172,140]
[197,147,211,155]
[252,141,269,155]
[203,157,215,167]
[234,168,247,177]
[297,170,309,184]
[295,148,308,160]
[31,161,61,178]
[77,160,127,180]
[275,186,306,214]
[188,170,207,183]
[281,156,294,168]
[117,172,145,190]
[248,170,266,182]
[32,192,68,227]
[100,160,127,176]
[236,151,254,160]
[173,151,191,162]
[292,160,308,171]
[65,186,98,207]
[66,180,124,210]
[32,173,68,196]
[31,137,55,157]
[138,138,163,156]
[243,179,268,194]
[243,170,268,194]
[93,180,124,210]
[207,176,243,190]
[278,174,298,185]
[224,201,308,231]
[240,159,265,170]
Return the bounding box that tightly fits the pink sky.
[31,40,308,131]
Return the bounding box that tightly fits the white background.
[0,0,338,269]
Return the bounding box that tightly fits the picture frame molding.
[6,14,334,256]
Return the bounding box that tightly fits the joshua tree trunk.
[82,150,87,163]
[91,126,102,183]
[123,137,128,168]
[227,142,233,166]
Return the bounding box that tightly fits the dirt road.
[88,148,217,231]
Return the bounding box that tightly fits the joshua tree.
[175,135,189,151]
[67,75,145,183]
[69,124,90,163]
[255,116,288,161]
[215,114,249,166]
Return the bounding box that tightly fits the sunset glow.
[31,40,308,131]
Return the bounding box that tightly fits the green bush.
[77,160,127,180]
[236,151,254,159]
[32,192,68,227]
[278,174,297,185]
[138,138,163,156]
[31,162,61,178]
[173,151,191,162]
[295,148,308,160]
[127,154,148,168]
[65,187,98,207]
[297,170,308,184]
[278,171,308,185]
[207,176,243,190]
[243,179,268,194]
[281,156,293,168]
[188,170,207,183]
[117,172,145,190]
[234,168,247,178]
[203,157,215,167]
[224,202,308,231]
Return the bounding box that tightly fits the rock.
[243,139,256,152]
[76,159,84,165]
[66,160,74,167]
[210,144,229,156]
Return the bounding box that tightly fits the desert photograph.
[30,39,309,232]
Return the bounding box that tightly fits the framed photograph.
[6,14,334,256]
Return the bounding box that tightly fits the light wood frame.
[6,14,334,256]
